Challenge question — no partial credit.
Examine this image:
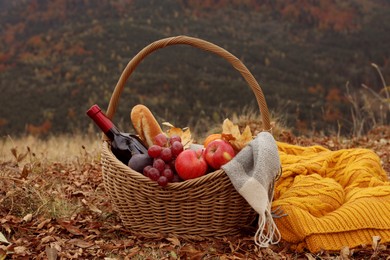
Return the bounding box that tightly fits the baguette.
[130,104,163,147]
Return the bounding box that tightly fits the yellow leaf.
[240,125,253,146]
[0,251,6,260]
[222,119,253,151]
[162,122,175,128]
[222,119,241,138]
[0,232,10,244]
[221,133,235,143]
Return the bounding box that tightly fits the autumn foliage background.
[0,0,390,259]
[0,0,389,137]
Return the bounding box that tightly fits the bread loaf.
[131,104,163,147]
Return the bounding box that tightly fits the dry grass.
[345,63,390,137]
[0,133,100,163]
[0,133,102,220]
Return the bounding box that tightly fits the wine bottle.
[87,104,148,165]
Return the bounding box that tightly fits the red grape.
[148,145,162,158]
[148,167,160,181]
[162,168,174,182]
[169,135,182,145]
[157,175,168,187]
[143,165,152,177]
[142,133,186,187]
[154,133,168,147]
[171,141,184,157]
[153,158,165,173]
[160,147,173,162]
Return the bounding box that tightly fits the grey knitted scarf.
[222,131,281,247]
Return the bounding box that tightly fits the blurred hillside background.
[0,0,389,138]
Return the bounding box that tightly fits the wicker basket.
[100,35,272,240]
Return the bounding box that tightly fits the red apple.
[175,149,208,180]
[204,140,235,170]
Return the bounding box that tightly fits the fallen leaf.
[67,238,94,248]
[37,218,52,229]
[305,253,316,260]
[57,220,84,236]
[126,246,140,257]
[179,244,204,259]
[41,236,55,243]
[179,244,199,254]
[45,245,58,260]
[340,246,350,259]
[13,246,28,255]
[0,233,10,244]
[82,199,102,214]
[0,248,6,260]
[22,213,33,222]
[166,236,181,247]
[51,242,62,253]
[372,235,381,250]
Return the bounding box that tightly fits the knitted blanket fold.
[222,132,282,247]
[273,142,390,253]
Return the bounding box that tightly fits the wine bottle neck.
[106,126,120,140]
[87,105,117,139]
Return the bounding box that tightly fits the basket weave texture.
[100,35,272,239]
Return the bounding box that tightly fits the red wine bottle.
[87,104,148,165]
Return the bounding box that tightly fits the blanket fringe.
[255,205,281,247]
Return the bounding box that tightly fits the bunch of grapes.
[143,133,184,186]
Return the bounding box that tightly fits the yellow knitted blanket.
[273,142,390,253]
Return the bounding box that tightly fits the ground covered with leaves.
[0,126,389,259]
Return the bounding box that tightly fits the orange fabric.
[273,142,390,252]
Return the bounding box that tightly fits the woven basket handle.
[105,35,271,137]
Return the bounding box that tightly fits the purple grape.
[153,158,165,173]
[157,176,168,187]
[162,168,174,182]
[148,167,160,181]
[148,145,162,158]
[171,141,183,157]
[169,135,181,145]
[160,147,173,162]
[154,133,168,147]
[143,165,152,177]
